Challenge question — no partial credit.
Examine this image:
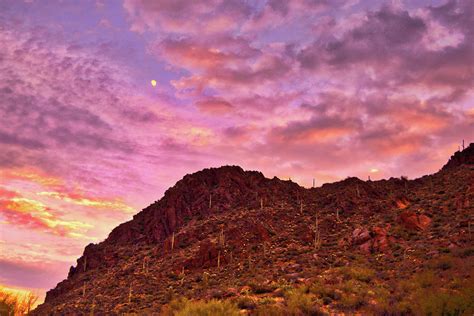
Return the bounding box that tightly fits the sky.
[0,0,473,302]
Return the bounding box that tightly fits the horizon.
[0,0,473,304]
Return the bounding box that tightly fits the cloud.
[0,258,68,290]
[0,130,45,150]
[123,0,252,35]
[195,98,234,115]
[0,191,93,238]
[36,191,134,214]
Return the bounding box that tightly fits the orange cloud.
[0,193,92,238]
[0,168,63,188]
[36,191,134,213]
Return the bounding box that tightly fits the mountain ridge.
[33,144,474,315]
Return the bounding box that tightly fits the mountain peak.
[442,142,474,170]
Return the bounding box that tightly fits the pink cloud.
[195,98,234,115]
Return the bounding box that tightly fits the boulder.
[399,211,431,231]
[352,225,393,253]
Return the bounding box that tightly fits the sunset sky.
[0,0,473,301]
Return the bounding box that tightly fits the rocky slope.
[33,144,474,315]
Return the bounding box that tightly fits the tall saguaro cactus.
[314,213,321,250]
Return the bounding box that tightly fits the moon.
[151,80,157,87]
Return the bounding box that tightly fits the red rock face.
[352,225,393,253]
[352,228,371,244]
[399,211,432,231]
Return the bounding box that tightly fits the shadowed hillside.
[33,144,474,315]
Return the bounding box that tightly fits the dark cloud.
[429,0,474,35]
[0,130,45,150]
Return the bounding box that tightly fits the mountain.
[33,144,474,315]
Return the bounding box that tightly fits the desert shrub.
[439,247,451,254]
[339,266,374,283]
[165,298,240,316]
[255,304,286,316]
[415,270,436,288]
[456,247,474,258]
[433,256,454,271]
[414,286,474,316]
[234,296,256,310]
[309,281,340,304]
[249,282,277,294]
[259,297,276,305]
[286,289,322,315]
[0,299,15,316]
[275,280,293,294]
[338,293,366,309]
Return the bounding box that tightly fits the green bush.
[286,289,323,315]
[339,266,374,283]
[338,293,366,309]
[415,286,474,316]
[165,298,240,316]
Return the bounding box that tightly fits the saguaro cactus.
[128,284,132,304]
[143,257,148,274]
[260,197,263,210]
[82,282,86,298]
[209,193,212,209]
[180,267,185,286]
[218,227,225,247]
[314,214,321,250]
[202,271,209,289]
[171,232,175,252]
[83,256,87,272]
